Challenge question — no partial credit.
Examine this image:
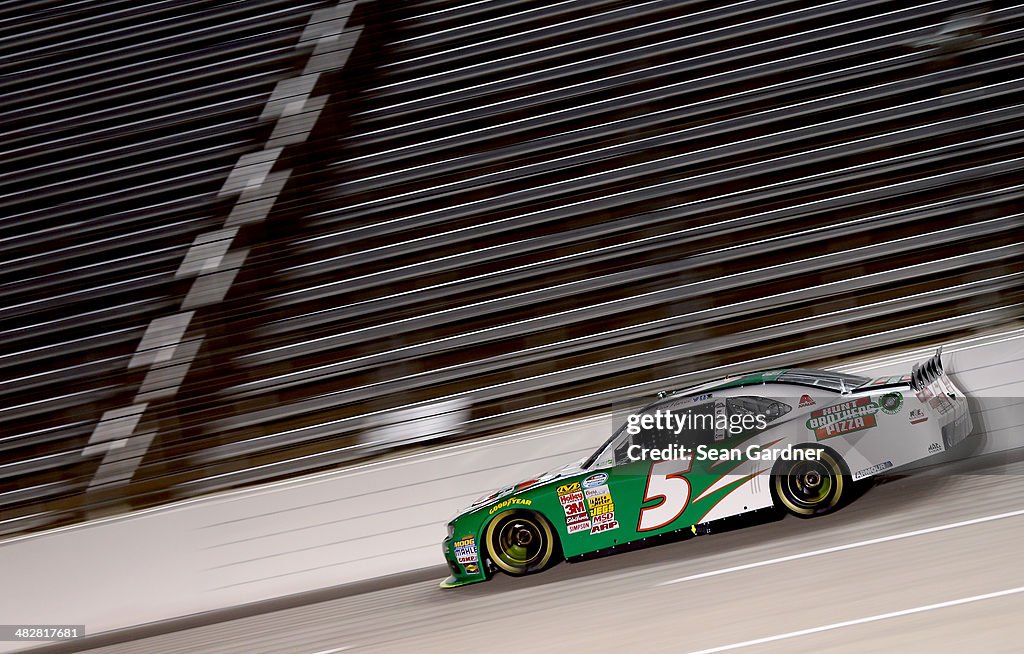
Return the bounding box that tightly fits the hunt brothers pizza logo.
[806,397,879,440]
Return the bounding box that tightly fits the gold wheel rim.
[776,450,844,515]
[485,511,554,575]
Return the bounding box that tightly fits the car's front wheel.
[484,510,559,576]
[771,445,850,518]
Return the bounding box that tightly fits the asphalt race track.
[49,450,1024,654]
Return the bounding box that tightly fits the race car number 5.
[637,457,693,532]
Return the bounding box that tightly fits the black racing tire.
[484,510,560,576]
[771,445,851,518]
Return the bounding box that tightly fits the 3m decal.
[582,472,608,489]
[562,499,587,515]
[879,392,903,415]
[454,536,478,565]
[798,394,815,408]
[488,497,533,514]
[909,408,928,424]
[853,460,893,480]
[637,457,693,532]
[806,397,879,439]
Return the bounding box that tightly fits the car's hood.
[452,457,588,519]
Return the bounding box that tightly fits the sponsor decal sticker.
[928,442,942,454]
[590,517,619,534]
[556,482,582,495]
[806,397,879,439]
[559,484,591,531]
[910,408,928,424]
[878,392,903,415]
[582,472,608,489]
[559,490,585,506]
[798,394,815,408]
[692,393,712,403]
[853,460,893,480]
[566,519,591,534]
[465,563,479,573]
[454,536,478,565]
[583,484,618,534]
[488,497,533,515]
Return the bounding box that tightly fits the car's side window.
[725,396,792,437]
[613,401,716,464]
[672,402,717,449]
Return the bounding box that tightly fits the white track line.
[685,586,1024,654]
[660,507,1024,586]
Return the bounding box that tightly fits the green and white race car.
[440,350,972,587]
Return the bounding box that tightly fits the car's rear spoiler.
[909,347,974,448]
[910,346,945,392]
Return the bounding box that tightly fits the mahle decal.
[454,536,478,565]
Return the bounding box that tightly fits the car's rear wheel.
[771,445,850,518]
[485,510,559,576]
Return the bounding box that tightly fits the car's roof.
[663,367,870,397]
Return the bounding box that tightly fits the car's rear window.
[775,369,870,392]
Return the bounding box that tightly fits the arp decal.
[590,512,619,533]
[454,536,478,566]
[581,472,608,489]
[806,397,879,440]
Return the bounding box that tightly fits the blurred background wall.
[2,0,1022,538]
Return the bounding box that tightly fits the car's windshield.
[582,395,693,469]
[582,419,629,469]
